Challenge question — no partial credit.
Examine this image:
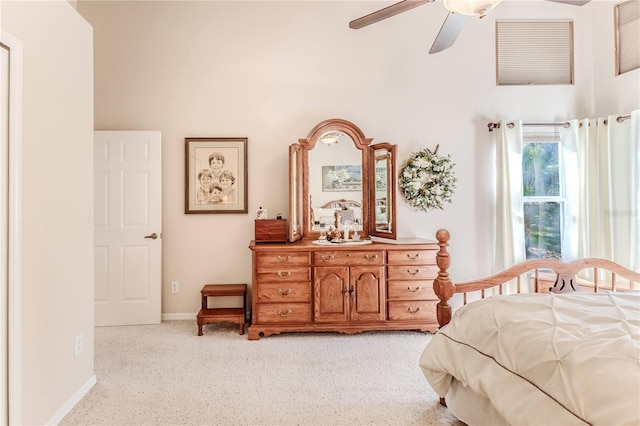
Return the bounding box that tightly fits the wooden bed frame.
[310,199,361,229]
[321,199,361,210]
[430,229,640,409]
[432,229,640,328]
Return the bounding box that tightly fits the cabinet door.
[314,267,349,323]
[350,266,386,322]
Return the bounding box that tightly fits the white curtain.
[494,111,639,274]
[558,121,580,261]
[576,117,593,261]
[632,110,640,272]
[494,120,525,272]
[576,110,640,271]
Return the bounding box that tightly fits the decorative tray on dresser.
[248,238,444,340]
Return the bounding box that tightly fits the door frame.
[1,30,24,425]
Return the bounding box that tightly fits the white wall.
[76,0,638,317]
[591,0,640,116]
[2,1,94,424]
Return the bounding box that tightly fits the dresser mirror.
[369,143,397,240]
[288,143,303,242]
[288,118,397,241]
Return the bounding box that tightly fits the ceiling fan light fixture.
[443,0,502,16]
[320,132,341,146]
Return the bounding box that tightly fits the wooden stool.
[197,284,247,336]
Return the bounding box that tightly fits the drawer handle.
[364,254,378,261]
[406,268,420,275]
[407,253,420,260]
[407,306,422,314]
[407,286,422,292]
[277,271,292,278]
[320,255,334,262]
[277,309,292,317]
[277,288,292,295]
[277,255,291,263]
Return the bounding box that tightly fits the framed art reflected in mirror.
[185,137,248,214]
[321,165,362,192]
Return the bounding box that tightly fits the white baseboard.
[162,313,197,321]
[48,374,96,425]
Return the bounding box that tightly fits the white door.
[94,131,162,326]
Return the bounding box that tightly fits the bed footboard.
[432,229,640,328]
[434,229,454,327]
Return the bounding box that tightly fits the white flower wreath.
[398,145,458,212]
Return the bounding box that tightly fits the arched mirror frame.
[299,118,372,241]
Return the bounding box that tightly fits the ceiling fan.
[349,0,591,54]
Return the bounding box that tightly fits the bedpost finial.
[436,229,450,243]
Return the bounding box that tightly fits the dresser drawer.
[256,267,310,283]
[387,249,437,265]
[254,303,311,324]
[387,280,437,300]
[256,252,310,268]
[256,282,311,303]
[387,265,439,281]
[313,250,384,266]
[388,300,437,321]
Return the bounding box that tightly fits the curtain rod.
[487,122,570,132]
[487,114,632,132]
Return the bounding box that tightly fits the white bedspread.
[419,292,640,425]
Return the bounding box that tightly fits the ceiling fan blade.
[349,0,432,30]
[429,12,469,54]
[544,0,591,5]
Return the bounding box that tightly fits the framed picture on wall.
[185,137,248,214]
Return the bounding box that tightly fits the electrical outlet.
[171,281,179,293]
[74,333,83,357]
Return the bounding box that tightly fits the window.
[496,19,574,85]
[522,134,566,260]
[615,0,640,75]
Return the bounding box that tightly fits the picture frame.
[375,167,387,190]
[185,137,248,214]
[321,165,362,192]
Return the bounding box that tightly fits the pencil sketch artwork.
[195,148,239,205]
[322,165,362,192]
[185,138,247,214]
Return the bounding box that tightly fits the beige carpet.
[61,321,464,426]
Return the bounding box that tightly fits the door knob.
[144,233,158,240]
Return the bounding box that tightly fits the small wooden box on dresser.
[248,239,441,340]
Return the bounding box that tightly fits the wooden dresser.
[248,239,441,340]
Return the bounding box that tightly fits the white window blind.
[496,20,574,86]
[615,0,640,75]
